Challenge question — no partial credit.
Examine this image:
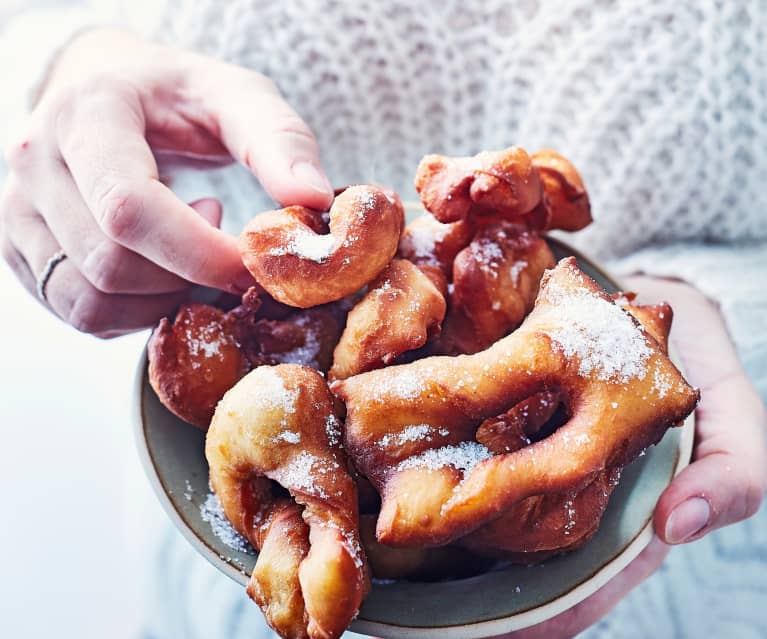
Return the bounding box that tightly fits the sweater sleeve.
[608,241,767,399]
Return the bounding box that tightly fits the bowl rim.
[132,238,695,638]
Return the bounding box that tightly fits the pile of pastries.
[148,146,699,639]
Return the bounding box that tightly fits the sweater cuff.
[607,242,767,398]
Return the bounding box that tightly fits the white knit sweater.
[1,2,765,638]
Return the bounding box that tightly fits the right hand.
[1,28,333,338]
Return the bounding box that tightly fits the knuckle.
[67,290,109,335]
[272,115,316,142]
[96,181,144,242]
[4,134,37,172]
[81,240,127,293]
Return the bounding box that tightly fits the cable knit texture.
[147,0,767,260]
[1,2,766,639]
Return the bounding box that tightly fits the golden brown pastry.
[148,292,347,429]
[333,257,699,547]
[329,259,446,380]
[459,468,622,562]
[438,221,556,355]
[414,146,542,223]
[396,213,475,292]
[148,304,251,429]
[206,364,369,639]
[239,185,405,307]
[359,514,491,580]
[530,148,592,232]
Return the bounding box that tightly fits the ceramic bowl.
[133,229,694,638]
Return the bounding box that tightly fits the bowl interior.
[135,235,693,638]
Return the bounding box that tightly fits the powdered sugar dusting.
[397,441,493,474]
[200,493,254,554]
[379,424,443,448]
[652,368,673,398]
[401,216,451,262]
[270,230,335,263]
[274,430,301,444]
[544,279,652,383]
[325,412,342,447]
[509,260,528,285]
[474,237,504,279]
[243,368,299,427]
[281,451,339,498]
[371,368,426,402]
[268,314,321,369]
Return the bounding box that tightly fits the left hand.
[492,275,767,638]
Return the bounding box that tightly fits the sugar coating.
[474,237,504,279]
[325,413,342,447]
[270,229,335,263]
[397,441,493,474]
[239,368,299,428]
[274,430,301,444]
[379,424,442,448]
[402,215,451,262]
[268,314,321,369]
[281,451,339,498]
[370,368,426,402]
[544,279,652,383]
[182,314,235,369]
[652,368,673,398]
[509,260,528,285]
[200,493,254,554]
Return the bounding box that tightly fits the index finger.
[55,86,254,293]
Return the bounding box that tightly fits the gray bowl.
[133,234,694,638]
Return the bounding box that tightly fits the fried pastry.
[239,185,405,307]
[530,148,592,232]
[438,221,555,355]
[414,146,542,223]
[333,257,699,547]
[359,514,491,581]
[148,304,251,429]
[396,213,475,292]
[206,364,369,639]
[148,291,347,429]
[329,259,446,380]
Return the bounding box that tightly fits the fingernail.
[665,497,711,543]
[291,161,333,197]
[231,271,257,294]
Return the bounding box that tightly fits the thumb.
[199,66,334,209]
[654,372,767,544]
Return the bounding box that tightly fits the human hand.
[491,275,767,639]
[1,28,333,337]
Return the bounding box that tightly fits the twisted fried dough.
[464,299,673,561]
[332,257,699,547]
[531,148,592,232]
[239,185,404,307]
[206,365,369,639]
[459,468,622,562]
[439,221,555,355]
[415,146,542,223]
[329,259,446,380]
